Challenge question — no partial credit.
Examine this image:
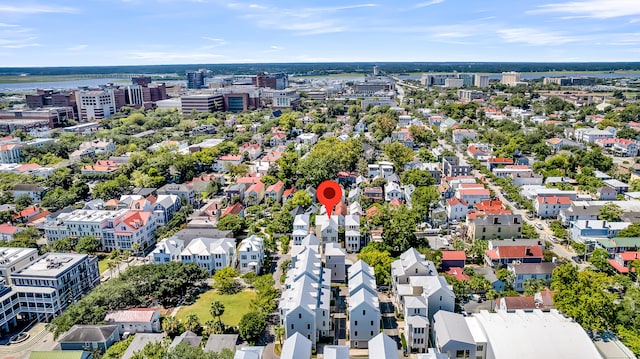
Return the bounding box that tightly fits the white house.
[150,237,184,264]
[104,308,161,334]
[315,214,338,243]
[237,235,264,274]
[368,333,398,359]
[455,188,491,207]
[384,182,404,202]
[293,214,310,245]
[349,260,375,282]
[345,214,361,253]
[280,332,312,359]
[348,288,380,349]
[391,248,437,300]
[404,296,428,353]
[410,276,455,321]
[179,237,235,273]
[535,196,571,219]
[324,242,346,282]
[214,154,244,173]
[446,197,468,221]
[153,194,181,225]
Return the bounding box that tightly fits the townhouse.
[237,235,264,274]
[279,247,331,349]
[244,182,265,206]
[345,214,361,253]
[265,181,285,203]
[292,214,310,245]
[508,262,557,292]
[348,260,380,349]
[456,187,491,207]
[446,197,468,222]
[157,183,196,205]
[324,242,346,282]
[571,220,631,244]
[179,237,235,273]
[535,196,571,219]
[452,129,477,144]
[467,213,523,241]
[150,237,184,264]
[485,245,543,267]
[315,214,338,243]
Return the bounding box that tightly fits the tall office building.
[501,72,522,86]
[474,75,489,88]
[186,70,206,89]
[76,89,117,121]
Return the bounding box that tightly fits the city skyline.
[0,0,639,67]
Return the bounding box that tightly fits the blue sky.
[0,0,639,67]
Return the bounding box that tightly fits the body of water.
[0,78,126,92]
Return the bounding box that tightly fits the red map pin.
[317,180,342,218]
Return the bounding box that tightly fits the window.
[354,331,358,336]
[298,313,302,319]
[355,321,358,326]
[362,309,366,315]
[370,320,373,325]
[476,345,483,351]
[307,324,310,330]
[370,331,374,336]
[291,324,294,329]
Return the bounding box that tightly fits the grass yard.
[176,290,256,327]
[98,258,112,274]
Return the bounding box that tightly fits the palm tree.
[210,301,225,323]
[274,325,285,346]
[161,316,181,338]
[184,312,201,333]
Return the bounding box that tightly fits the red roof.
[389,198,403,207]
[246,182,265,194]
[537,196,572,205]
[445,267,470,281]
[500,296,536,310]
[608,259,632,273]
[475,199,504,211]
[488,157,514,164]
[447,197,467,207]
[619,251,640,261]
[16,163,41,172]
[487,246,543,259]
[457,189,490,196]
[266,181,285,194]
[27,210,51,223]
[282,187,296,198]
[122,211,152,230]
[219,154,243,161]
[504,165,530,170]
[467,145,481,155]
[335,201,348,215]
[222,202,243,216]
[459,183,485,189]
[13,205,39,219]
[366,206,381,217]
[442,251,467,261]
[237,175,262,185]
[0,223,21,235]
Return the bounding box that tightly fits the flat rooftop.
[0,247,38,267]
[13,253,87,278]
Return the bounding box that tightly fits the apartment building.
[76,89,117,121]
[348,262,380,349]
[0,248,39,285]
[467,213,523,241]
[179,237,235,273]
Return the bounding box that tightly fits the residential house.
[559,204,601,227]
[408,275,455,321]
[349,282,380,348]
[324,243,346,282]
[508,262,557,292]
[279,248,331,349]
[345,214,361,253]
[384,181,404,202]
[59,325,119,352]
[468,213,522,241]
[467,144,491,161]
[349,202,363,216]
[598,237,640,255]
[608,251,640,274]
[446,197,468,222]
[0,224,24,241]
[535,196,571,219]
[225,184,246,202]
[292,214,310,244]
[324,346,349,359]
[270,133,287,147]
[597,186,618,200]
[169,330,202,349]
[152,195,181,225]
[571,220,631,244]
[179,237,235,273]
[244,182,265,206]
[496,296,537,311]
[486,157,514,171]
[595,138,639,157]
[237,235,264,274]
[233,346,265,359]
[474,267,505,292]
[367,161,394,179]
[432,311,477,359]
[203,334,238,354]
[368,333,398,359]
[239,143,262,160]
[297,133,318,146]
[604,179,630,194]
[150,237,184,264]
[363,187,384,202]
[13,184,47,203]
[485,245,543,267]
[456,187,490,207]
[404,295,428,353]
[104,308,161,334]
[348,260,375,282]
[214,154,244,173]
[315,214,338,243]
[441,251,466,269]
[575,127,615,143]
[280,332,312,359]
[391,248,437,299]
[452,129,477,144]
[442,156,471,177]
[157,183,196,205]
[511,172,544,187]
[493,165,532,178]
[265,181,285,204]
[81,160,121,176]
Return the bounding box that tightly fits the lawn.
[98,258,112,274]
[176,290,257,327]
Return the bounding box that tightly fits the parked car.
[535,223,543,230]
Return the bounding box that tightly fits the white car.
[535,223,543,230]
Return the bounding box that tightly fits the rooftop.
[13,253,88,278]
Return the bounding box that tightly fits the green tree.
[103,336,135,359]
[14,194,33,211]
[238,312,266,345]
[383,142,414,172]
[213,267,243,295]
[411,186,440,220]
[417,147,436,162]
[75,235,101,254]
[589,248,611,272]
[183,312,201,334]
[523,278,547,296]
[401,169,436,187]
[357,243,393,286]
[521,222,539,239]
[618,223,640,237]
[275,324,285,346]
[52,237,78,252]
[210,301,225,323]
[598,202,623,222]
[162,316,182,338]
[216,214,247,236]
[283,190,312,211]
[382,205,420,254]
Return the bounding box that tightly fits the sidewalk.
[0,323,56,359]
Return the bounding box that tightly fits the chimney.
[526,247,532,256]
[585,220,589,228]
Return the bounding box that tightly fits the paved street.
[0,324,56,359]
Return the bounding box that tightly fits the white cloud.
[270,45,284,50]
[0,4,78,14]
[67,44,88,51]
[529,0,640,19]
[0,23,18,27]
[201,37,226,45]
[497,28,580,45]
[413,0,445,8]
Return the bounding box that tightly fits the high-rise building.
[186,70,206,89]
[76,89,117,122]
[373,66,379,76]
[474,75,489,88]
[501,72,522,86]
[253,72,289,90]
